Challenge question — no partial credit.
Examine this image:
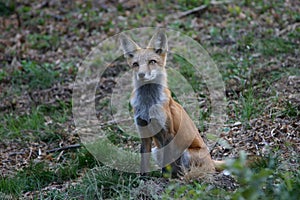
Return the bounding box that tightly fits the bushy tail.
[213,155,261,172]
[213,160,226,171]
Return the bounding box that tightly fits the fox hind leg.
[169,150,191,177]
[152,147,191,177]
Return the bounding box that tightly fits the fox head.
[119,31,168,86]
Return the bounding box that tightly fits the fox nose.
[138,72,145,79]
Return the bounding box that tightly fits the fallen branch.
[47,144,81,153]
[99,118,133,127]
[166,0,233,21]
[178,5,208,18]
[8,151,25,156]
[277,22,300,37]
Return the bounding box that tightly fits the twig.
[26,147,33,161]
[8,152,25,156]
[99,118,133,127]
[166,0,233,21]
[277,22,300,37]
[56,150,65,161]
[15,11,21,28]
[47,144,81,153]
[210,141,219,155]
[178,5,208,18]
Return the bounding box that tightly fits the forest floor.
[0,0,299,199]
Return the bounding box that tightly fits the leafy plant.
[226,151,300,200]
[11,61,59,90]
[0,109,46,140]
[26,33,60,51]
[282,101,299,118]
[0,148,97,197]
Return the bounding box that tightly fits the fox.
[119,30,224,177]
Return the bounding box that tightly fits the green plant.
[173,54,202,91]
[0,109,46,140]
[0,69,8,82]
[73,166,140,199]
[0,103,70,142]
[177,0,209,10]
[11,61,59,90]
[26,33,60,51]
[163,181,228,200]
[228,5,242,16]
[282,101,299,118]
[240,88,260,120]
[231,88,264,122]
[226,151,300,200]
[0,147,97,197]
[258,38,296,56]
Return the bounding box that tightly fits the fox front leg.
[140,137,152,176]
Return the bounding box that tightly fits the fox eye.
[132,62,139,68]
[149,60,157,65]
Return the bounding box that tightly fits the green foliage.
[76,148,97,169]
[0,109,46,140]
[249,152,280,172]
[0,70,9,85]
[0,148,96,197]
[228,5,242,16]
[0,176,21,198]
[259,38,296,56]
[18,5,31,13]
[0,162,55,196]
[237,34,255,51]
[282,101,299,118]
[38,101,71,123]
[162,152,300,200]
[0,1,15,16]
[163,181,229,200]
[240,88,262,120]
[7,60,77,90]
[230,88,264,122]
[177,0,210,10]
[0,103,72,142]
[11,61,59,90]
[173,54,202,92]
[70,166,139,199]
[216,53,253,85]
[26,33,60,51]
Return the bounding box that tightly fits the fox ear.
[119,34,140,58]
[147,30,168,55]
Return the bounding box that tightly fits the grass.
[10,61,59,90]
[282,101,299,118]
[78,167,139,199]
[1,152,299,199]
[162,152,300,200]
[227,152,300,200]
[172,54,204,92]
[258,38,297,56]
[0,102,71,142]
[0,109,46,140]
[26,33,60,51]
[239,88,264,121]
[0,148,96,197]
